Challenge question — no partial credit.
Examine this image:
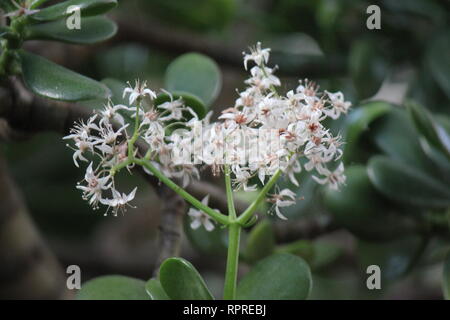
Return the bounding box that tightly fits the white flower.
[157,90,186,121]
[324,91,351,119]
[187,195,215,231]
[123,80,157,105]
[99,101,128,126]
[243,42,270,70]
[5,0,39,17]
[100,187,137,216]
[94,123,129,151]
[63,116,100,167]
[76,163,111,209]
[312,162,346,190]
[267,188,297,220]
[232,166,257,191]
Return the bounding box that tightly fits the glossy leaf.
[245,220,275,264]
[349,40,387,99]
[29,0,52,9]
[30,0,118,22]
[237,253,312,300]
[20,51,110,101]
[165,53,221,106]
[407,100,450,160]
[25,16,117,44]
[372,108,445,179]
[444,253,450,300]
[357,236,425,282]
[367,156,450,209]
[145,279,170,300]
[76,275,150,300]
[324,165,417,240]
[155,91,207,119]
[343,101,392,164]
[159,257,214,300]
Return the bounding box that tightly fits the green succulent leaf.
[372,108,446,180]
[30,0,118,22]
[76,275,150,300]
[344,101,392,164]
[145,279,170,300]
[24,16,117,44]
[357,236,426,282]
[165,53,221,106]
[237,253,312,300]
[159,257,214,300]
[20,51,110,101]
[407,100,450,160]
[28,0,52,9]
[244,220,275,264]
[324,165,417,240]
[367,156,450,209]
[349,40,388,99]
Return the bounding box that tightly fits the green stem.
[237,169,282,225]
[223,223,241,300]
[135,159,229,225]
[224,165,237,219]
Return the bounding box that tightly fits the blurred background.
[0,0,449,299]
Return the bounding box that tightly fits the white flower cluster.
[65,43,350,224]
[64,80,196,216]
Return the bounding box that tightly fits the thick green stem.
[237,169,282,225]
[224,165,237,219]
[223,223,241,300]
[135,159,229,225]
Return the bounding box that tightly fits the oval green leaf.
[76,275,150,300]
[244,220,275,264]
[165,53,221,106]
[324,165,417,240]
[25,16,117,44]
[20,50,110,101]
[367,156,450,209]
[407,100,450,160]
[30,0,118,22]
[357,236,425,282]
[145,279,170,300]
[159,257,214,300]
[343,101,392,164]
[349,40,388,99]
[237,253,312,300]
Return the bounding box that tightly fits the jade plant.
[63,41,350,299]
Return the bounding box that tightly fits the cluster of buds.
[64,43,350,224]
